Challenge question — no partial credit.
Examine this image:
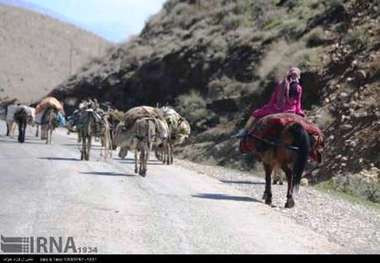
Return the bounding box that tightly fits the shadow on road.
[192,193,261,203]
[39,157,80,161]
[62,143,80,147]
[80,171,136,177]
[118,160,164,166]
[0,138,43,145]
[63,144,103,149]
[220,180,265,185]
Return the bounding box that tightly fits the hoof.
[262,192,272,205]
[285,198,295,208]
[279,181,284,185]
[273,180,278,185]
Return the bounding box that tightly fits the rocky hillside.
[0,3,111,103]
[49,0,380,202]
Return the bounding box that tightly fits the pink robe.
[252,81,305,119]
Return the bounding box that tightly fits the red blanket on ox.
[239,113,324,163]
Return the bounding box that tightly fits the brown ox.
[240,113,324,208]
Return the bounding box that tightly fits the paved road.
[0,121,344,254]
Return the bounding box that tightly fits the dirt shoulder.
[176,159,380,254]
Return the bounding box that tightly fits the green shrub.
[331,173,380,203]
[263,18,283,31]
[296,48,322,71]
[278,18,306,39]
[222,14,243,31]
[305,27,325,47]
[323,0,344,10]
[369,57,380,80]
[176,90,209,124]
[344,28,369,50]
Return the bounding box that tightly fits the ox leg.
[143,142,151,177]
[155,149,161,162]
[106,130,112,159]
[17,121,22,143]
[80,134,85,160]
[134,148,139,174]
[86,135,91,161]
[9,122,16,137]
[166,143,172,165]
[283,165,295,208]
[139,147,146,177]
[6,122,10,136]
[45,127,49,144]
[170,144,174,164]
[262,163,273,206]
[156,144,164,164]
[49,128,53,144]
[119,147,127,160]
[22,121,26,143]
[162,144,167,164]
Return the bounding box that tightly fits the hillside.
[49,0,380,202]
[0,3,111,103]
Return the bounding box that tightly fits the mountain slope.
[0,3,111,103]
[49,0,380,202]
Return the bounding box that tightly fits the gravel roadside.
[176,159,380,254]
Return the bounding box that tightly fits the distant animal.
[77,109,111,161]
[151,118,171,164]
[0,99,18,136]
[157,107,191,165]
[113,118,157,177]
[117,105,166,160]
[35,97,64,144]
[5,104,19,137]
[107,110,125,150]
[240,113,324,208]
[118,116,170,162]
[40,107,59,144]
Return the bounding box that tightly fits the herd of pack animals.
[0,96,323,209]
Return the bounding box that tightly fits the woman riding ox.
[234,67,305,138]
[234,67,324,208]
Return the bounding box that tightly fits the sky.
[23,0,167,43]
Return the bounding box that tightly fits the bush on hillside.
[176,90,208,124]
[344,28,369,50]
[305,27,326,47]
